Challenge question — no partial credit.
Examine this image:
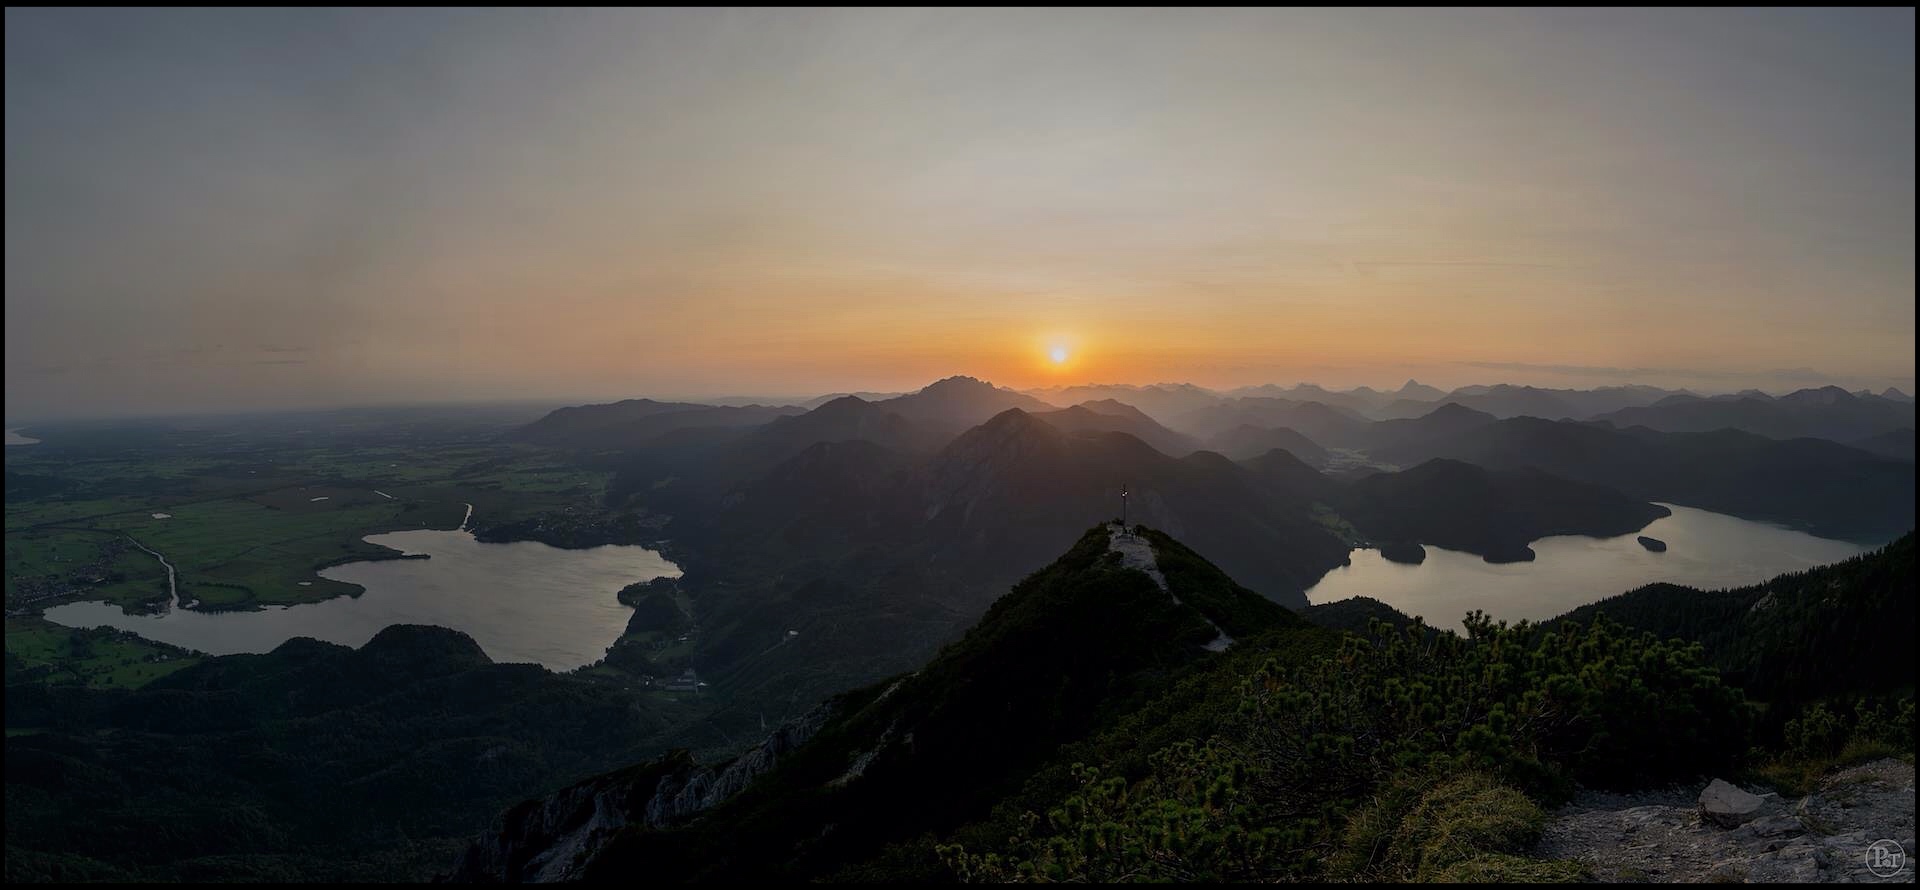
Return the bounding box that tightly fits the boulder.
[1700,778,1767,828]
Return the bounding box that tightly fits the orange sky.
[5,9,1914,417]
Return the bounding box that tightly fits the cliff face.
[446,702,835,883]
[642,703,834,828]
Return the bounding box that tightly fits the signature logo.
[1866,839,1906,879]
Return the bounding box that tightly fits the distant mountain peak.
[879,376,1053,426]
[1426,401,1487,418]
[1075,398,1154,421]
[922,374,992,391]
[1782,385,1856,405]
[1396,379,1447,400]
[978,405,1037,428]
[811,394,875,412]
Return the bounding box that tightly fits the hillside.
[1333,458,1671,562]
[451,524,1301,882]
[917,409,1350,607]
[1033,403,1199,457]
[1368,416,1914,543]
[3,626,686,882]
[447,523,1850,884]
[1850,427,1915,461]
[1549,533,1915,709]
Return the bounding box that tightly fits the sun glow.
[1030,331,1090,377]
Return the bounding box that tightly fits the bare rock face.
[1701,778,1769,828]
[446,701,836,883]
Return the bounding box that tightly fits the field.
[4,406,608,615]
[4,617,201,688]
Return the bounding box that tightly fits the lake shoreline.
[41,528,682,672]
[1306,503,1866,633]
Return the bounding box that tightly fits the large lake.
[1305,503,1868,632]
[43,529,681,671]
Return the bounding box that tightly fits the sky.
[5,8,1915,419]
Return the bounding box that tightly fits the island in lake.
[1638,535,1668,552]
[1377,541,1427,565]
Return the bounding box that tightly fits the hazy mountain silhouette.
[800,391,910,409]
[1373,384,1679,421]
[1369,416,1913,543]
[1033,403,1199,456]
[874,376,1055,428]
[1593,387,1914,442]
[1022,382,1223,424]
[1220,383,1385,416]
[1396,379,1447,401]
[724,396,944,474]
[1346,402,1499,453]
[1168,397,1371,444]
[1204,424,1329,464]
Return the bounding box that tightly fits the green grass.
[80,498,436,609]
[1335,772,1584,883]
[5,617,200,688]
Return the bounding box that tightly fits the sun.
[1049,345,1070,365]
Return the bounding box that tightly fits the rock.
[1747,845,1824,883]
[1536,760,1915,883]
[1745,814,1807,838]
[1700,778,1768,828]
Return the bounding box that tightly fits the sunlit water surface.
[1304,504,1867,632]
[44,529,680,671]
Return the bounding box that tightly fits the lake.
[5,428,40,446]
[43,529,681,671]
[1304,503,1868,632]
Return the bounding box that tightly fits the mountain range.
[488,374,1915,739]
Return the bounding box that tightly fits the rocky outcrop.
[446,701,836,882]
[1536,759,1915,883]
[643,702,832,827]
[1700,778,1766,827]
